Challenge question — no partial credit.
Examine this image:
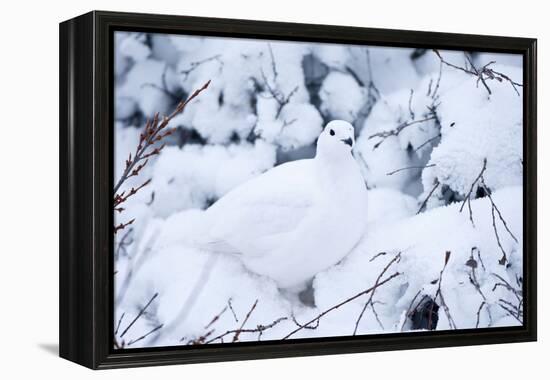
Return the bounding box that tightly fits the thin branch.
[459,158,487,226]
[498,303,523,324]
[477,176,518,265]
[228,298,239,323]
[408,89,415,120]
[431,60,443,99]
[204,303,229,330]
[114,313,125,336]
[232,299,259,342]
[180,55,223,81]
[354,252,402,334]
[113,80,211,195]
[114,218,135,235]
[119,292,159,338]
[386,164,435,176]
[127,324,164,346]
[291,313,320,330]
[401,289,423,331]
[115,228,134,259]
[428,251,456,330]
[282,271,402,340]
[203,316,288,344]
[433,49,522,96]
[417,179,440,214]
[480,177,519,243]
[414,133,441,152]
[112,80,211,233]
[369,116,436,150]
[466,247,493,327]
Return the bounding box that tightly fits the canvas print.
[113,31,524,349]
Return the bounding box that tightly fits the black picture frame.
[59,10,537,369]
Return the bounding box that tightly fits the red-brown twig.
[113,80,211,233]
[114,218,135,234]
[232,299,258,342]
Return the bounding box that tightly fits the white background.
[0,0,546,377]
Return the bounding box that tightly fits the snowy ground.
[113,32,523,348]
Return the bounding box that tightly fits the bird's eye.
[329,129,335,136]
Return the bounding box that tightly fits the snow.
[319,71,366,122]
[421,65,523,209]
[116,186,522,346]
[255,99,324,150]
[113,31,524,348]
[149,141,277,217]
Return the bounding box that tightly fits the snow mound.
[421,65,523,208]
[149,141,277,217]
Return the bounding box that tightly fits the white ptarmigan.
[200,120,368,290]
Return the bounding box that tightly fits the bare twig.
[428,251,456,330]
[291,313,320,330]
[480,177,519,243]
[369,251,387,262]
[119,292,159,338]
[141,65,180,101]
[417,179,440,214]
[232,299,259,342]
[491,274,522,300]
[113,80,211,195]
[466,247,493,328]
[491,273,523,324]
[408,89,415,120]
[204,303,229,330]
[113,80,211,233]
[414,133,441,152]
[354,252,402,334]
[203,316,288,344]
[459,158,487,226]
[228,298,239,323]
[282,272,402,340]
[114,313,125,336]
[258,43,299,118]
[401,289,423,331]
[180,55,223,81]
[431,60,443,99]
[127,324,164,346]
[433,50,522,96]
[369,116,436,150]
[386,164,435,176]
[478,176,518,265]
[114,219,135,235]
[115,228,134,259]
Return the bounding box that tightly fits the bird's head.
[317,120,355,158]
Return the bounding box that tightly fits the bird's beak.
[341,137,353,147]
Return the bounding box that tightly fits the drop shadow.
[38,343,59,356]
